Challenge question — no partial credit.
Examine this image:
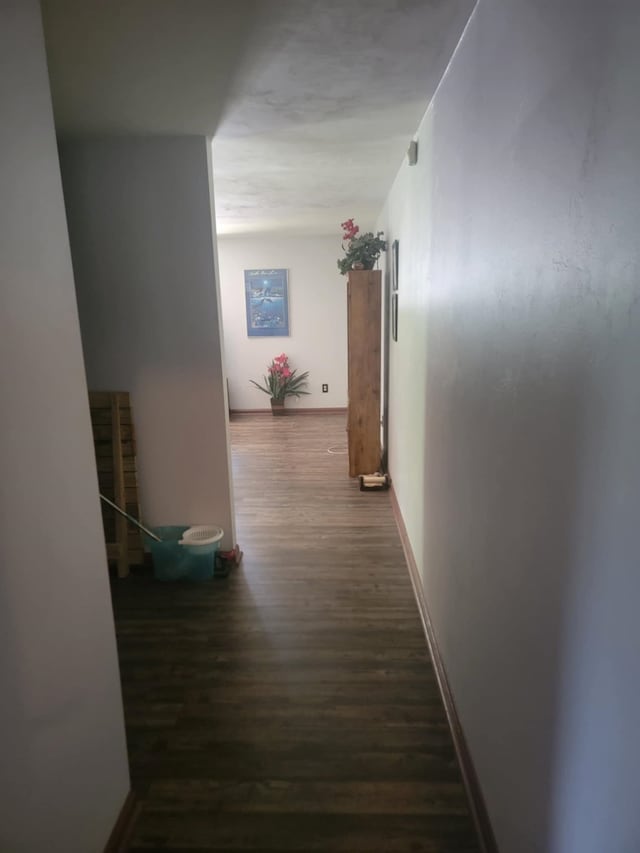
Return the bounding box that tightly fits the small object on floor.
[214,544,243,577]
[359,472,391,492]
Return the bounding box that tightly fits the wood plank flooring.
[110,413,480,852]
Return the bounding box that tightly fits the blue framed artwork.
[244,269,290,337]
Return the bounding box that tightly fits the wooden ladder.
[89,391,143,578]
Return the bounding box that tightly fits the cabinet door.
[347,270,381,476]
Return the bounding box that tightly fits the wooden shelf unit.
[346,270,382,477]
[88,391,144,577]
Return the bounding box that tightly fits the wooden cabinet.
[347,270,382,477]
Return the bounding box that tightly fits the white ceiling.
[42,0,475,235]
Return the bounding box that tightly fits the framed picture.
[391,292,398,342]
[391,239,399,292]
[244,269,289,337]
[391,240,399,341]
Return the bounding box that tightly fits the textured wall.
[0,3,130,850]
[60,137,236,548]
[217,234,348,410]
[379,0,640,850]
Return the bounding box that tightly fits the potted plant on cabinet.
[337,218,387,274]
[250,353,310,415]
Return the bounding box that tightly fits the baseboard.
[389,486,499,853]
[103,790,139,853]
[230,407,347,415]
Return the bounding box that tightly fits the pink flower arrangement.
[268,353,292,379]
[251,353,310,402]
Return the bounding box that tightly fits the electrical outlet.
[322,383,329,393]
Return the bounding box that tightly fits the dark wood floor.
[111,413,480,852]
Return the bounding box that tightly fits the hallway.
[111,413,479,851]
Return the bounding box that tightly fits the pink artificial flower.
[341,217,360,241]
[282,367,291,378]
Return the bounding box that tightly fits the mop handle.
[99,493,162,542]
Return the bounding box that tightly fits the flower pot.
[270,398,286,416]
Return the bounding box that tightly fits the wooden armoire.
[346,269,382,477]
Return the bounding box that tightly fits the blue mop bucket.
[147,525,224,581]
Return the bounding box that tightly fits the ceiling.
[42,0,475,235]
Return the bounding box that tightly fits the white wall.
[379,0,640,851]
[0,3,130,851]
[60,137,236,549]
[217,235,347,409]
